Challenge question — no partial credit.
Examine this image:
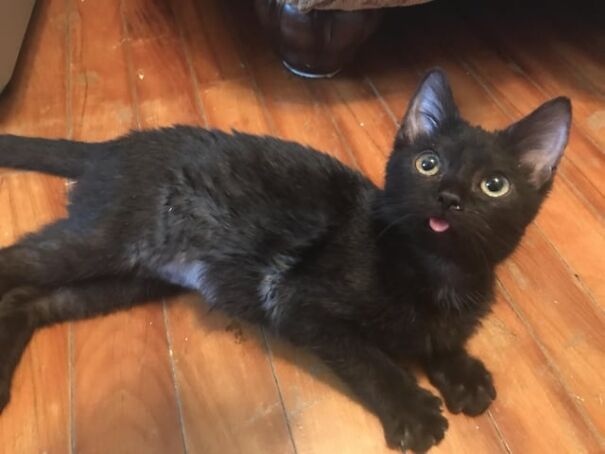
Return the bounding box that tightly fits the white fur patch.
[258,255,297,322]
[157,260,214,300]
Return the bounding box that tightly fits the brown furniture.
[255,0,432,77]
[0,0,37,92]
[287,0,431,11]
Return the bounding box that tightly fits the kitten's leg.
[27,277,184,325]
[280,327,448,452]
[0,277,183,412]
[0,220,123,296]
[422,349,496,416]
[0,312,36,410]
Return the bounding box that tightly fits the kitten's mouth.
[429,217,450,233]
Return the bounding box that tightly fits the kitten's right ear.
[502,97,571,188]
[397,69,459,145]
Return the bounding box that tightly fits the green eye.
[480,175,511,197]
[415,152,440,176]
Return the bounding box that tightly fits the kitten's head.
[381,69,571,264]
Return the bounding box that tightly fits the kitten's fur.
[0,70,570,452]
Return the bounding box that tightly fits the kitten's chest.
[421,283,492,353]
[383,279,491,356]
[423,310,477,353]
[431,284,483,313]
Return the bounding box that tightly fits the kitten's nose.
[438,191,463,211]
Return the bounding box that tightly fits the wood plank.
[469,293,603,453]
[498,224,605,440]
[310,77,391,182]
[123,0,200,127]
[199,78,269,133]
[269,338,397,454]
[68,0,183,452]
[172,0,248,86]
[167,298,295,454]
[123,0,296,452]
[0,0,71,451]
[255,70,356,166]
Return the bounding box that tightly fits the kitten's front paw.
[428,356,496,416]
[383,389,448,453]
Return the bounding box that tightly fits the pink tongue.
[429,217,450,233]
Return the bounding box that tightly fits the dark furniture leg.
[255,0,383,78]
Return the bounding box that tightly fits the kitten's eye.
[480,175,511,197]
[415,152,440,176]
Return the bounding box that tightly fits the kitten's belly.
[257,254,298,323]
[154,253,299,324]
[157,260,215,299]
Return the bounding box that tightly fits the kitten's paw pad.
[430,359,496,416]
[443,379,495,416]
[383,391,448,453]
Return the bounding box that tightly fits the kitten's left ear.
[503,97,571,188]
[397,68,459,145]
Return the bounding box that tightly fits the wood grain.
[173,0,248,86]
[469,296,602,453]
[167,297,295,454]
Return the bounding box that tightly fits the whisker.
[376,213,417,240]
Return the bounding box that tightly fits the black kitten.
[0,70,570,452]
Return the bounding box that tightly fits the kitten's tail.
[0,135,94,178]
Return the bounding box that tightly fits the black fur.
[0,70,570,452]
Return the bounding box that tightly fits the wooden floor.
[0,0,603,452]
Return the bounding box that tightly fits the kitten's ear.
[503,97,571,188]
[397,69,459,144]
